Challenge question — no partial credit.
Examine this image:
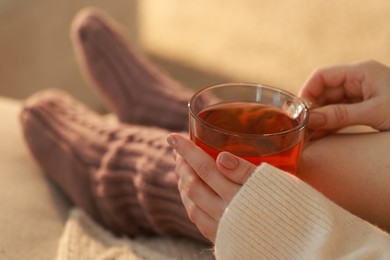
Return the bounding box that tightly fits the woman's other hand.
[167,133,256,242]
[299,60,390,136]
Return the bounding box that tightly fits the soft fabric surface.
[71,8,192,131]
[0,97,71,260]
[20,89,207,242]
[56,208,213,260]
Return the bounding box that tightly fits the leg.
[299,132,390,233]
[20,89,208,244]
[71,8,193,131]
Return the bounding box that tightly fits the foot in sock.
[70,8,193,131]
[20,89,208,244]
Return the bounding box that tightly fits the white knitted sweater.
[215,163,390,259]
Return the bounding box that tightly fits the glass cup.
[188,83,309,174]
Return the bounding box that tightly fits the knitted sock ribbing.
[94,126,205,242]
[71,8,193,131]
[20,90,208,244]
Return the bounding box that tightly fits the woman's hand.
[299,60,390,136]
[167,133,256,242]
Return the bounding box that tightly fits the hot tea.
[191,102,303,173]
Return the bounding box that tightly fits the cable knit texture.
[20,90,208,243]
[56,209,213,260]
[215,163,390,259]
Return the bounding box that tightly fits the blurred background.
[2,0,390,112]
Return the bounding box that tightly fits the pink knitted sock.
[71,8,193,131]
[20,90,207,244]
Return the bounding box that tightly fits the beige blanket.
[56,209,214,260]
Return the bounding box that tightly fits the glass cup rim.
[188,82,309,138]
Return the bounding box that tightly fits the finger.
[216,152,256,185]
[308,100,375,130]
[299,65,350,100]
[167,133,238,200]
[177,158,226,220]
[299,64,364,106]
[180,187,217,242]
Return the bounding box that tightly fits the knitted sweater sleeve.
[214,163,390,259]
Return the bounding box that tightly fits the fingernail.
[167,134,178,148]
[309,111,326,127]
[218,152,239,170]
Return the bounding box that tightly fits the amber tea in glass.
[188,83,308,174]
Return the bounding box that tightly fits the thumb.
[308,101,373,130]
[216,152,257,185]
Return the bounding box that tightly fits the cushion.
[0,97,71,260]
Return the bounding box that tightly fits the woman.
[22,8,390,259]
